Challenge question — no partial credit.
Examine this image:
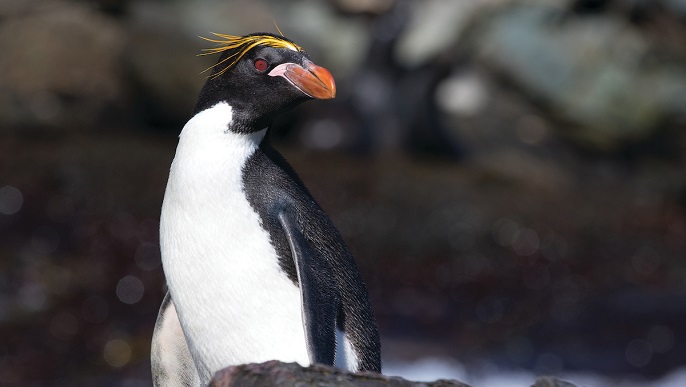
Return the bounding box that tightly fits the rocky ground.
[1,0,685,386]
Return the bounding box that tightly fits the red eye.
[254,59,268,72]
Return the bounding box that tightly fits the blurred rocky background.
[1,0,685,385]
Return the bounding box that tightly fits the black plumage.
[243,134,381,371]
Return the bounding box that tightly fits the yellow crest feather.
[199,33,304,78]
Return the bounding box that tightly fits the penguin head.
[193,33,336,133]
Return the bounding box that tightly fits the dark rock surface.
[0,1,127,131]
[208,361,579,386]
[210,361,469,386]
[465,2,686,151]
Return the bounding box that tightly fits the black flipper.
[278,209,339,365]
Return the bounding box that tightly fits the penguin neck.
[193,89,275,135]
[165,101,269,225]
[180,102,268,151]
[172,102,268,187]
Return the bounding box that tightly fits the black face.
[193,39,335,133]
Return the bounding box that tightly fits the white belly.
[159,103,309,385]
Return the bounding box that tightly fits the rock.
[209,361,471,386]
[395,0,507,67]
[467,3,686,151]
[660,0,686,18]
[123,8,207,128]
[0,1,127,131]
[532,376,578,387]
[208,361,579,387]
[331,0,396,15]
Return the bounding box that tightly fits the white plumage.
[159,102,309,385]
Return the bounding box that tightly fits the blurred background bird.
[1,0,685,386]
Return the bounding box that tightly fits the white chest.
[159,103,308,385]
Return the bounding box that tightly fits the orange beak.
[268,60,336,100]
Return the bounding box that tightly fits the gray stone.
[208,360,579,387]
[661,0,686,17]
[468,3,686,150]
[396,0,508,67]
[123,12,207,127]
[0,1,127,131]
[209,360,472,387]
[532,376,578,387]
